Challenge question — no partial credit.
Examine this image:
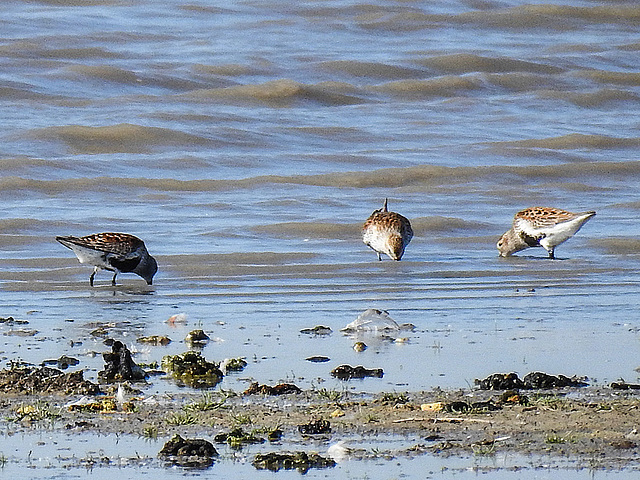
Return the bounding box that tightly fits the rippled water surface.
[2,0,640,477]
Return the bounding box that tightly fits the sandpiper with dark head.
[56,232,158,286]
[497,207,595,259]
[362,199,413,261]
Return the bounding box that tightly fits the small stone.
[421,402,444,412]
[353,342,367,352]
[185,329,209,345]
[306,356,330,363]
[611,440,636,449]
[137,335,172,346]
[300,326,332,335]
[220,357,248,373]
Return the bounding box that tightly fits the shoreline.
[4,373,640,472]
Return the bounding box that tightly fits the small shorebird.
[497,207,596,259]
[362,199,413,261]
[56,233,158,286]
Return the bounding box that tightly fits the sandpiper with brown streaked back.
[362,199,413,261]
[497,207,596,259]
[56,233,158,286]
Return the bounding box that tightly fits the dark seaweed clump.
[475,371,588,390]
[243,382,302,395]
[298,419,331,435]
[214,427,266,449]
[253,451,335,473]
[0,366,99,396]
[158,434,218,468]
[98,341,146,383]
[42,355,80,370]
[331,364,383,380]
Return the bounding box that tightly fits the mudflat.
[3,364,640,472]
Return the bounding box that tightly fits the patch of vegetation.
[231,413,253,425]
[136,361,159,370]
[214,427,266,449]
[165,411,198,426]
[380,392,409,404]
[142,424,159,439]
[183,392,226,412]
[251,425,284,442]
[316,388,342,402]
[545,432,576,444]
[14,401,61,424]
[67,398,118,413]
[472,442,496,456]
[532,395,570,411]
[364,413,379,423]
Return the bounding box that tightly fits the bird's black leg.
[90,268,97,287]
[377,253,382,261]
[111,272,118,286]
[547,248,555,259]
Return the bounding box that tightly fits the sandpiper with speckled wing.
[362,199,413,261]
[497,207,596,259]
[56,233,158,286]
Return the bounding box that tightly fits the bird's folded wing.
[514,218,545,237]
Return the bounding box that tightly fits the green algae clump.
[214,427,266,449]
[161,351,223,388]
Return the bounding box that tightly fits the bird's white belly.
[70,245,109,268]
[539,219,585,249]
[363,229,389,252]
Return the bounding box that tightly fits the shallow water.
[2,0,640,477]
[1,429,640,479]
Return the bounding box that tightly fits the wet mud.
[0,365,99,396]
[2,359,640,472]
